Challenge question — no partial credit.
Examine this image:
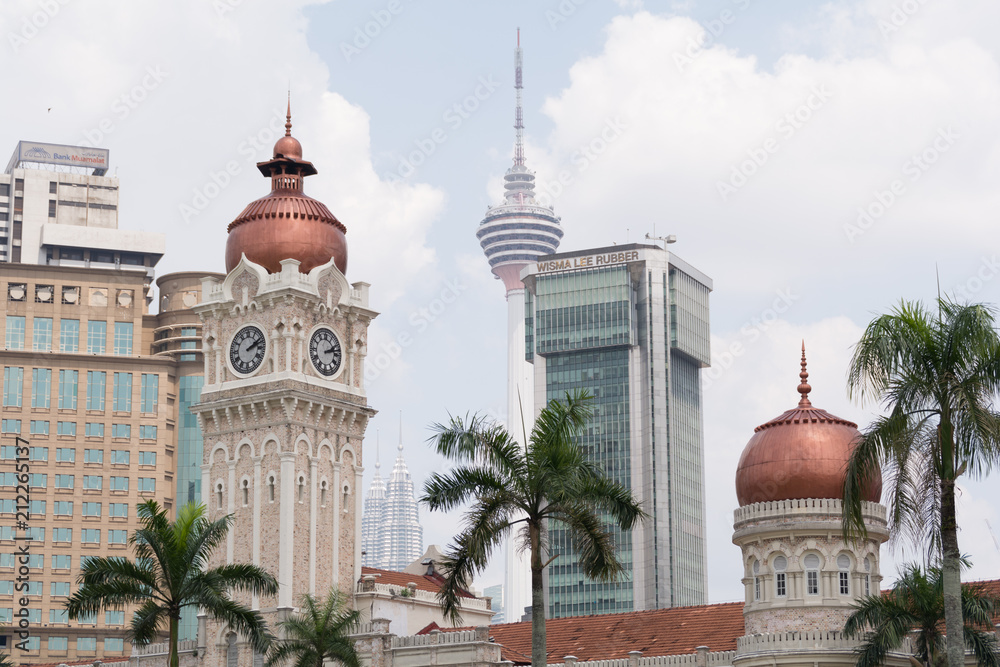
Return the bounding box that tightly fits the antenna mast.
[514,28,525,168]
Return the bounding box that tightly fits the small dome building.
[731,345,889,666]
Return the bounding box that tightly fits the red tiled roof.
[440,601,745,664]
[360,566,476,598]
[459,577,1000,665]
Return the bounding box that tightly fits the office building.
[521,243,712,617]
[1,140,162,266]
[0,142,214,662]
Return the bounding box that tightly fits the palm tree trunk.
[530,522,546,667]
[940,476,964,667]
[169,615,180,667]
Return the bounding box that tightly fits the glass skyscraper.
[522,244,711,618]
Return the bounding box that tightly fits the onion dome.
[225,100,347,275]
[734,344,882,506]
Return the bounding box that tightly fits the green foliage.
[843,563,1000,667]
[66,500,279,667]
[843,298,1000,667]
[421,390,646,667]
[265,589,360,667]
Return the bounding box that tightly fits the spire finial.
[375,430,381,469]
[285,91,292,137]
[513,29,525,168]
[797,340,812,407]
[398,411,404,453]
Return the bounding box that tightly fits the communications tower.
[476,29,563,623]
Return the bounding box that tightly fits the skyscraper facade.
[361,428,423,571]
[0,142,215,661]
[360,443,388,568]
[521,244,712,618]
[477,31,563,625]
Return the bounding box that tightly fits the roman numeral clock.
[189,108,377,667]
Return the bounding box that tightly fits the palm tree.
[265,589,360,667]
[66,500,279,667]
[0,651,12,667]
[843,298,1000,667]
[843,563,1000,667]
[421,390,646,667]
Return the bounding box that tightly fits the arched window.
[804,554,821,595]
[863,556,872,596]
[773,556,787,598]
[241,479,249,507]
[215,482,224,511]
[752,559,761,601]
[297,476,306,504]
[320,480,328,507]
[342,484,350,513]
[837,554,851,595]
[267,475,276,503]
[226,633,238,667]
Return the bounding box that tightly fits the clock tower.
[190,104,376,667]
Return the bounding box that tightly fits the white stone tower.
[477,28,563,624]
[191,105,376,667]
[731,346,888,667]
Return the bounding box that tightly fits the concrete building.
[356,546,494,636]
[0,141,218,662]
[1,140,162,267]
[477,31,563,627]
[521,243,712,617]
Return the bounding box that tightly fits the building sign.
[535,249,640,274]
[13,141,109,175]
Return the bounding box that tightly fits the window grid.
[60,319,80,352]
[86,321,106,354]
[113,322,133,356]
[31,369,51,408]
[58,370,78,410]
[32,317,52,351]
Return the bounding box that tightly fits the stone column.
[279,451,296,607]
[309,456,318,595]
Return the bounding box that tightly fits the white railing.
[737,630,858,654]
[549,651,736,667]
[734,499,886,525]
[392,630,480,648]
[130,639,198,656]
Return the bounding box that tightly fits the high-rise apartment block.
[521,243,712,618]
[0,142,215,662]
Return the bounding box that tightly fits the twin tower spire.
[360,415,423,571]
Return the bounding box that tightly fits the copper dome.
[224,102,347,275]
[734,345,882,507]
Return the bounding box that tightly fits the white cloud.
[525,5,1000,600]
[0,0,444,307]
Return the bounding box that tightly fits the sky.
[2,0,999,605]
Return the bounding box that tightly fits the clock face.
[229,325,266,376]
[309,327,343,377]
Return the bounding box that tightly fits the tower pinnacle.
[513,27,525,169]
[477,30,563,294]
